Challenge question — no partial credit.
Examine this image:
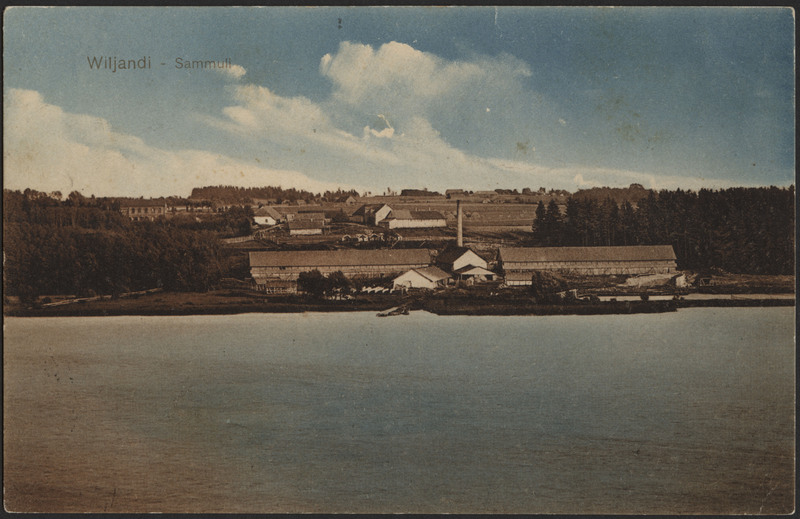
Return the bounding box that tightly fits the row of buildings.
[249,245,678,293]
[119,198,448,232]
[349,203,446,229]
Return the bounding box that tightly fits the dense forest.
[532,186,795,275]
[3,189,231,302]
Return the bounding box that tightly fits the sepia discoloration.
[3,6,795,515]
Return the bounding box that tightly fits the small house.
[393,266,451,290]
[436,247,488,272]
[253,206,282,226]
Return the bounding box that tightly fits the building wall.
[122,205,166,221]
[505,279,532,286]
[373,205,393,225]
[252,281,298,294]
[289,227,323,235]
[386,218,447,229]
[254,216,276,226]
[502,259,677,276]
[252,262,429,280]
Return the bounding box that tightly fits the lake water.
[3,308,794,513]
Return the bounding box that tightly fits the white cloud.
[488,158,748,191]
[319,41,533,136]
[216,63,246,80]
[321,41,485,104]
[204,74,725,193]
[217,84,335,139]
[3,89,351,197]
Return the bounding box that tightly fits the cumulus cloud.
[3,89,350,197]
[203,73,720,193]
[217,84,334,138]
[321,41,531,106]
[319,41,533,137]
[215,63,246,80]
[6,43,727,199]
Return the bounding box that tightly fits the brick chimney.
[457,199,463,247]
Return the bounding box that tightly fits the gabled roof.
[254,206,282,219]
[387,210,445,220]
[499,245,677,263]
[411,266,451,282]
[437,246,477,265]
[294,211,325,221]
[250,249,431,268]
[288,220,324,230]
[351,203,390,216]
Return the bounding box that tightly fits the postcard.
[3,6,795,514]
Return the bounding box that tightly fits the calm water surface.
[4,308,794,513]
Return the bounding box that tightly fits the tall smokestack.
[457,199,463,247]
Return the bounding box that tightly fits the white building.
[382,210,446,229]
[393,266,451,290]
[436,247,488,271]
[351,203,393,225]
[253,206,282,226]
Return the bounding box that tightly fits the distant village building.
[437,246,495,283]
[351,204,393,225]
[499,245,678,282]
[445,189,466,199]
[287,220,323,235]
[249,249,431,281]
[382,210,446,229]
[393,266,451,290]
[118,199,167,221]
[253,206,282,226]
[436,247,488,272]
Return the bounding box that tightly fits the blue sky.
[3,7,794,197]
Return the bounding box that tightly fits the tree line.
[532,186,795,275]
[3,189,227,302]
[189,185,360,204]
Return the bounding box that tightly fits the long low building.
[249,249,431,281]
[382,210,447,229]
[499,245,677,280]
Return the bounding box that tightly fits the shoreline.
[4,291,794,318]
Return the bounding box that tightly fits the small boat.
[377,305,409,317]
